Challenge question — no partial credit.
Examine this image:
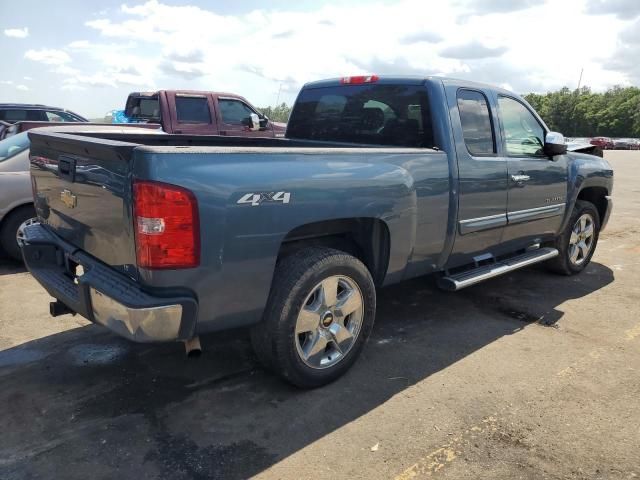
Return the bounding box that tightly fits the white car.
[0,125,163,261]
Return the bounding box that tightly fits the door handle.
[511,174,531,182]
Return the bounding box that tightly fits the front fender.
[561,152,613,231]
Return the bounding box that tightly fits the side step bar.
[438,247,559,291]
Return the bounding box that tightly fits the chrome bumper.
[20,223,198,343]
[90,288,184,342]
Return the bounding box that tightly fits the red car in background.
[590,137,614,149]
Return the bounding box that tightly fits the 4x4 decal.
[237,191,291,206]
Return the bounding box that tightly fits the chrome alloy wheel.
[294,275,364,369]
[569,213,595,266]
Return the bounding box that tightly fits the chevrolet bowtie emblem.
[61,189,77,208]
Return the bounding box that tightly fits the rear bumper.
[20,223,198,342]
[601,195,613,231]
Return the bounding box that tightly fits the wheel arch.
[276,217,391,287]
[576,186,608,224]
[0,201,35,230]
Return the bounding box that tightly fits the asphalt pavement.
[1,151,638,480]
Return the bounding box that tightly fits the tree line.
[258,103,292,123]
[261,86,640,138]
[524,86,640,138]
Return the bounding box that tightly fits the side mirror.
[544,131,567,157]
[250,113,260,131]
[259,114,269,130]
[242,114,261,131]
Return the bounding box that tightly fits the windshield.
[0,132,29,162]
[126,95,160,121]
[287,84,434,148]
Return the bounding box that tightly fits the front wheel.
[547,200,600,275]
[251,247,376,388]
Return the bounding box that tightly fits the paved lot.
[1,151,639,480]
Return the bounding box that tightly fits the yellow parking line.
[625,323,640,341]
[393,416,497,479]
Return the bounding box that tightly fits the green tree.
[524,86,640,138]
[258,103,292,123]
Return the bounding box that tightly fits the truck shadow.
[0,257,26,276]
[0,262,614,479]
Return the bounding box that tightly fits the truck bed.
[31,129,437,150]
[28,129,443,280]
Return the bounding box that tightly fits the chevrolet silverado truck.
[20,75,613,388]
[124,90,287,137]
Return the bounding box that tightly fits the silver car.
[0,125,163,261]
[0,132,32,260]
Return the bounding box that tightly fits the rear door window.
[287,84,434,148]
[175,95,211,124]
[456,89,495,155]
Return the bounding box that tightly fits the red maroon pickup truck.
[125,90,287,137]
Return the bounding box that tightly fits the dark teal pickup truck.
[21,75,613,388]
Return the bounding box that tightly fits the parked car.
[21,75,613,388]
[629,139,640,150]
[0,132,32,260]
[0,125,164,261]
[0,103,87,124]
[124,90,287,137]
[590,136,614,149]
[613,139,631,150]
[565,138,603,158]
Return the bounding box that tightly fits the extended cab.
[124,90,287,137]
[21,76,613,388]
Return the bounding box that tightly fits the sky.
[1,0,639,118]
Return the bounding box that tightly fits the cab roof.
[301,75,519,97]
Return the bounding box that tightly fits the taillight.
[133,180,200,269]
[340,75,379,85]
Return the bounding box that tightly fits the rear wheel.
[547,200,600,275]
[251,247,376,388]
[1,205,36,261]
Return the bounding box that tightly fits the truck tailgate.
[29,131,139,272]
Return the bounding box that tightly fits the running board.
[438,247,559,291]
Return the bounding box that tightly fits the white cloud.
[77,0,631,100]
[4,27,29,38]
[23,76,33,81]
[0,80,14,85]
[68,40,91,49]
[24,49,71,65]
[61,84,87,92]
[53,64,81,76]
[10,0,632,117]
[16,84,29,91]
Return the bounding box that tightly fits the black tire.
[251,247,376,388]
[0,205,35,261]
[546,200,600,275]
